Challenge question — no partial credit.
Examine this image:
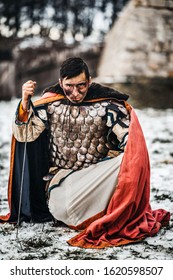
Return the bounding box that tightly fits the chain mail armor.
[47,100,111,170]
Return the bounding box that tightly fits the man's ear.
[89,76,92,87]
[59,79,63,88]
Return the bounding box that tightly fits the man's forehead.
[63,72,87,82]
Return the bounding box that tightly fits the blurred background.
[0,0,173,108]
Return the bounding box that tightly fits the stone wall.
[135,0,173,8]
[98,0,173,82]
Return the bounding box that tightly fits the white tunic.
[48,154,123,227]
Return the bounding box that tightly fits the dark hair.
[60,57,90,80]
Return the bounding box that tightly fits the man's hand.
[22,80,36,111]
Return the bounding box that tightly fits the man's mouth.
[72,98,81,102]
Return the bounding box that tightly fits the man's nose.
[72,87,79,96]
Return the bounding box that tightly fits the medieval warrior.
[0,57,170,248]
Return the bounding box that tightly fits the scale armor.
[47,100,111,170]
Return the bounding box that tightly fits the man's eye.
[78,83,86,87]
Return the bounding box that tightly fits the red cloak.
[67,107,170,248]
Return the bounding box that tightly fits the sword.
[16,95,31,242]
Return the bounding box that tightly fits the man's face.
[60,72,90,104]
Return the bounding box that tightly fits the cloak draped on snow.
[0,83,170,248]
[68,108,170,248]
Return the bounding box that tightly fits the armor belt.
[47,100,111,170]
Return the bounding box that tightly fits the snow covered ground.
[0,98,172,260]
